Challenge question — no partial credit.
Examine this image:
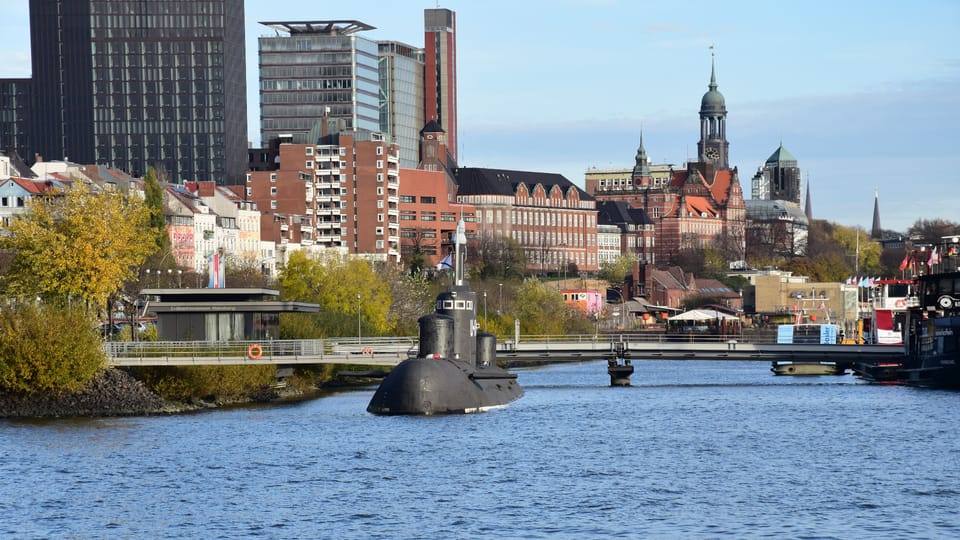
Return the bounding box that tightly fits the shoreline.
[0,368,330,420]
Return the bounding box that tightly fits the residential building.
[239,129,401,263]
[26,0,248,183]
[423,8,458,163]
[258,20,380,145]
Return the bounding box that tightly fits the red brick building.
[587,58,746,265]
[236,130,401,264]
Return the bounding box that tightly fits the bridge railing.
[104,336,419,364]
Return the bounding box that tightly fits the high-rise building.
[378,41,424,169]
[423,8,458,164]
[26,0,248,184]
[0,79,32,160]
[258,21,381,146]
[751,144,802,204]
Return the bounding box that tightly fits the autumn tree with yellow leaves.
[0,182,153,310]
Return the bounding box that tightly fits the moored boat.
[900,254,960,388]
[771,323,847,375]
[852,278,916,383]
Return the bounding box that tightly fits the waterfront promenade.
[104,334,902,367]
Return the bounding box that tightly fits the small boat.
[771,323,847,375]
[771,360,846,376]
[367,220,524,415]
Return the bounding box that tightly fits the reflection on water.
[1,360,958,539]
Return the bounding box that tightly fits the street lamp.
[177,269,183,288]
[483,291,487,329]
[609,288,626,330]
[498,283,503,314]
[357,292,362,344]
[154,269,161,287]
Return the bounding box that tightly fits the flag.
[208,254,225,288]
[859,277,868,288]
[928,247,941,269]
[899,253,910,271]
[819,301,827,311]
[437,253,453,271]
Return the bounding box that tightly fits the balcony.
[280,224,289,232]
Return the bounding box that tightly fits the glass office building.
[259,21,381,146]
[378,41,424,169]
[27,0,248,183]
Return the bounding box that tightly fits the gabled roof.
[453,167,593,200]
[686,196,718,218]
[420,119,445,134]
[597,200,652,226]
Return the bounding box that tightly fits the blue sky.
[2,1,958,233]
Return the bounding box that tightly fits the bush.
[129,364,277,402]
[0,302,105,395]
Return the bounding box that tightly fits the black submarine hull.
[366,357,523,415]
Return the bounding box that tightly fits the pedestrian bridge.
[103,334,902,367]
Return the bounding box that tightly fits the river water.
[1,360,957,539]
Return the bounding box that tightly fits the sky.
[1,0,958,233]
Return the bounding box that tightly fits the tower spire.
[632,128,650,178]
[871,190,882,239]
[804,177,813,221]
[709,44,717,90]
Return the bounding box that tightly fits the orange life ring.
[361,347,374,355]
[247,344,263,360]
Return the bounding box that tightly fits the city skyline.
[2,0,957,233]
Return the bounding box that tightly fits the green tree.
[278,251,392,338]
[472,234,528,280]
[0,302,105,394]
[598,253,636,287]
[0,182,153,310]
[142,167,169,254]
[512,279,570,335]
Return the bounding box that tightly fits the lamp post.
[498,283,503,314]
[483,291,487,329]
[357,292,362,345]
[144,269,151,288]
[177,269,183,288]
[154,269,161,287]
[609,288,626,330]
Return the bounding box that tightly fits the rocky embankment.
[0,368,186,419]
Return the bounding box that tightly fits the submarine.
[367,220,523,415]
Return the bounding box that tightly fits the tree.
[512,279,570,335]
[142,167,169,254]
[0,182,152,310]
[0,302,105,394]
[907,218,960,244]
[385,267,435,336]
[472,234,528,280]
[598,253,636,287]
[277,251,392,338]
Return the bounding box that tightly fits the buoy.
[247,343,263,360]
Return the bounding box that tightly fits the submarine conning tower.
[433,284,478,365]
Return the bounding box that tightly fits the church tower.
[418,119,449,171]
[697,50,729,169]
[631,130,651,181]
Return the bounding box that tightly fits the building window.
[377,187,384,195]
[270,173,277,182]
[376,146,383,155]
[305,147,314,156]
[306,161,313,169]
[400,195,415,203]
[421,196,436,204]
[377,213,384,222]
[270,200,277,210]
[270,186,277,196]
[376,227,384,235]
